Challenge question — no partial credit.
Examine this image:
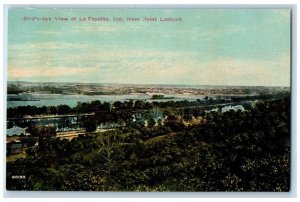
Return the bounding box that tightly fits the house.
[7,141,23,154]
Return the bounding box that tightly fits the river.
[7,93,206,108]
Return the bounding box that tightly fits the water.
[7,93,205,108]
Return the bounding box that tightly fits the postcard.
[6,7,291,192]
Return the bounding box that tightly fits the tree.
[47,106,57,114]
[134,100,145,109]
[7,84,23,94]
[148,118,156,128]
[164,115,185,131]
[113,101,122,109]
[157,118,163,127]
[97,134,119,178]
[80,117,97,132]
[101,102,111,111]
[88,100,101,112]
[57,105,71,114]
[27,125,56,138]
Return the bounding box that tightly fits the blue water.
[7,93,205,108]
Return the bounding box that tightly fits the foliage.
[80,117,97,132]
[26,125,56,138]
[7,84,23,94]
[6,97,290,191]
[7,91,289,118]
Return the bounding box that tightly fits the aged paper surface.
[6,8,290,191]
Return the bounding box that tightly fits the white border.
[1,0,299,200]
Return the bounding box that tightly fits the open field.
[7,152,26,162]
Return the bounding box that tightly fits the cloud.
[9,42,90,51]
[225,25,247,34]
[7,44,290,86]
[35,30,63,35]
[72,25,120,33]
[8,66,94,80]
[81,53,290,86]
[70,22,151,34]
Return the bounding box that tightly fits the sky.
[7,8,291,86]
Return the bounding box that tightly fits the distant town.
[7,81,289,97]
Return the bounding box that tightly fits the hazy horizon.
[8,8,291,87]
[7,80,290,88]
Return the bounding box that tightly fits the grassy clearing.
[144,132,176,145]
[7,153,26,162]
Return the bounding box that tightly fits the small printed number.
[11,175,26,179]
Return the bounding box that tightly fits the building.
[7,141,23,154]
